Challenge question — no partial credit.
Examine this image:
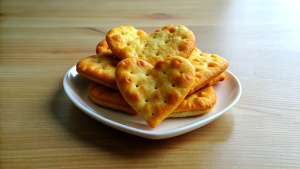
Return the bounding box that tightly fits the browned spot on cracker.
[137,30,145,36]
[155,106,164,115]
[178,44,188,52]
[196,73,203,79]
[139,86,147,93]
[208,62,218,67]
[154,61,164,70]
[171,58,182,68]
[166,91,180,105]
[169,27,175,33]
[197,91,205,97]
[144,104,151,115]
[137,60,145,67]
[176,74,194,87]
[128,92,141,103]
[123,77,133,84]
[194,97,205,108]
[112,35,122,41]
[153,91,161,100]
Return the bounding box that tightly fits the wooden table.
[1,0,300,168]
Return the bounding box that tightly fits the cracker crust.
[201,72,225,88]
[76,53,120,90]
[88,82,137,115]
[87,82,216,118]
[173,86,216,113]
[188,48,228,94]
[96,39,112,54]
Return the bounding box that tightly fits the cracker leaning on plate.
[88,82,216,117]
[76,53,120,90]
[76,25,229,128]
[188,48,228,94]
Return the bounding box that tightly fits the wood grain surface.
[1,0,300,168]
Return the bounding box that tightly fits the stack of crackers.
[76,25,228,128]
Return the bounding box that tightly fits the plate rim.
[63,65,242,139]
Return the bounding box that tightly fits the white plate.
[63,65,242,140]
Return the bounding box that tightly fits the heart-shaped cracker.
[188,48,228,94]
[76,53,120,90]
[120,25,195,65]
[106,26,148,58]
[115,56,195,128]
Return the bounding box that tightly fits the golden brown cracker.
[88,82,216,118]
[82,48,225,93]
[115,56,195,128]
[77,52,225,93]
[188,48,228,94]
[201,72,225,88]
[120,25,195,65]
[106,26,148,58]
[96,39,112,54]
[76,53,120,90]
[88,82,137,115]
[169,86,216,117]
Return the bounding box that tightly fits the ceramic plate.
[63,65,242,139]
